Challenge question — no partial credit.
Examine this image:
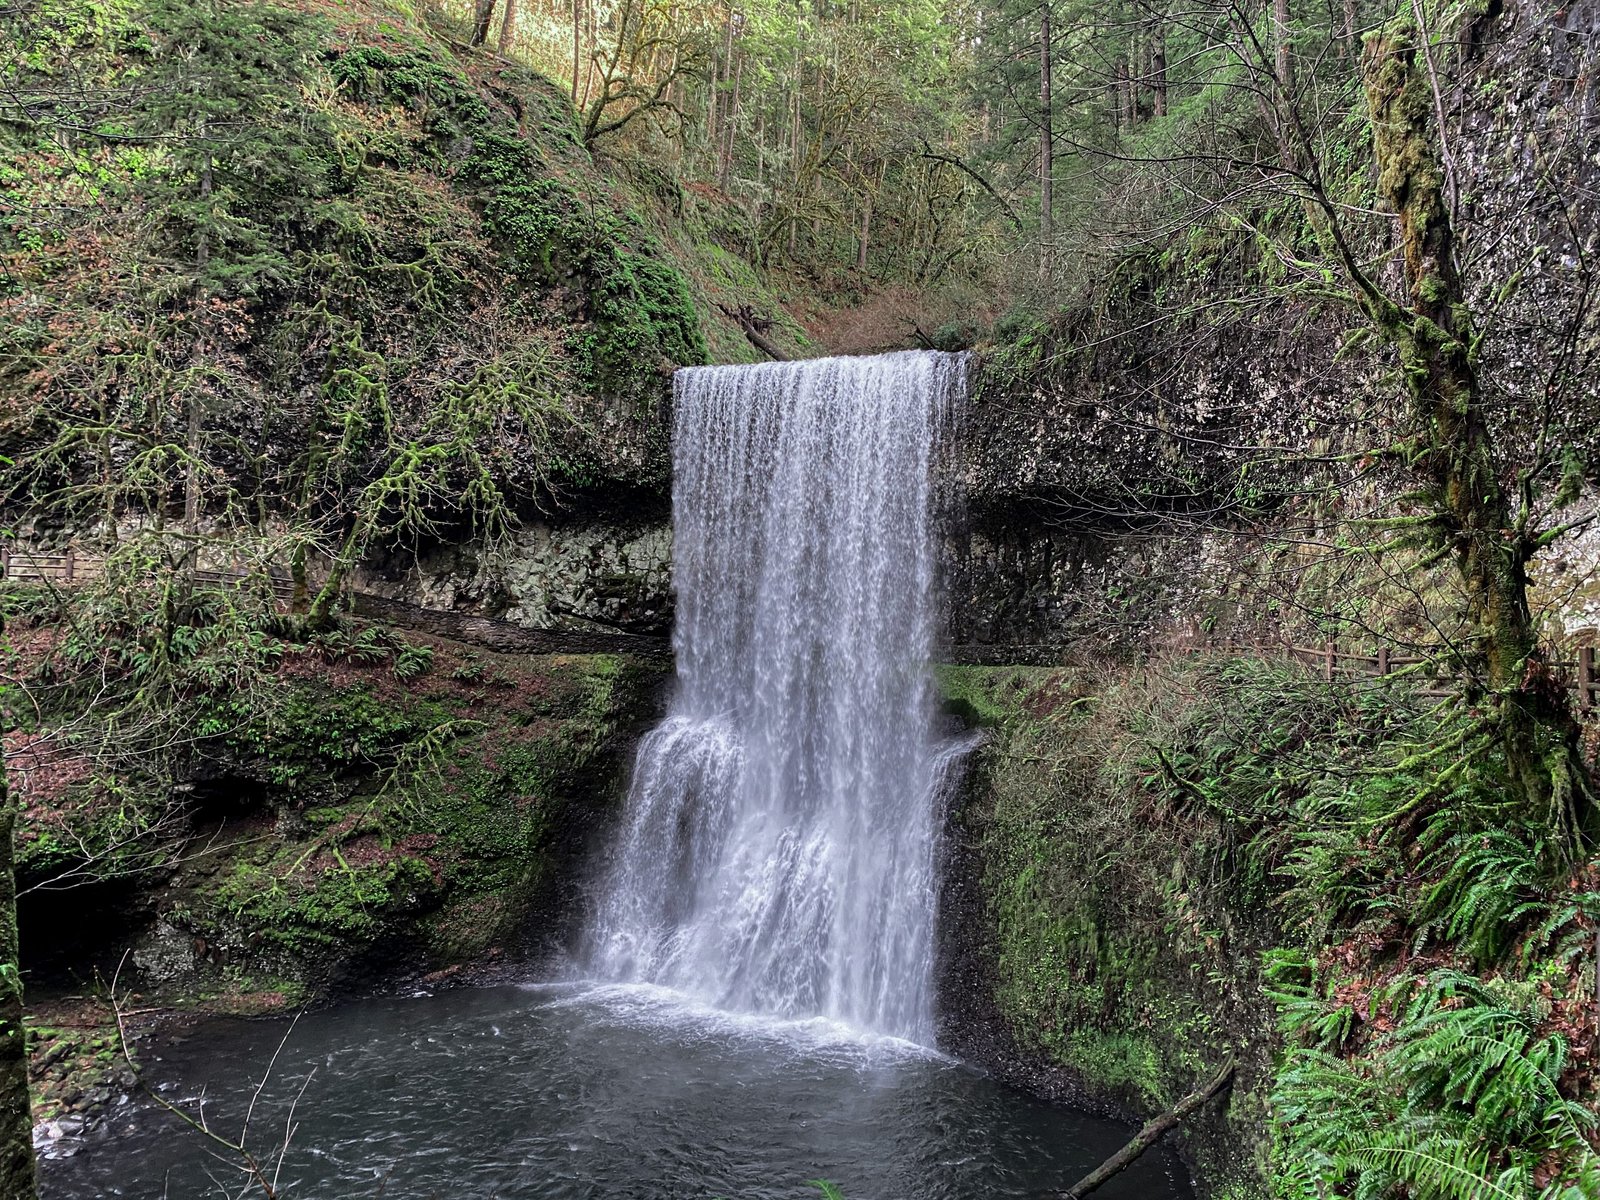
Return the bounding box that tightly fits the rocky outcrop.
[17,634,670,1004]
[356,512,674,637]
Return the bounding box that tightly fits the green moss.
[215,849,438,955]
[329,45,491,133]
[959,660,1281,1190]
[148,644,664,987]
[464,134,708,396]
[4,0,732,525]
[933,664,1060,727]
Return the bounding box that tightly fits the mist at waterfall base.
[39,353,1190,1200]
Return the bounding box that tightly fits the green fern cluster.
[1271,968,1599,1200]
[1137,655,1597,1199]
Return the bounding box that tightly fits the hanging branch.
[917,144,1023,229]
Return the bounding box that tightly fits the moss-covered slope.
[0,0,812,527]
[937,659,1600,1200]
[12,612,668,1002]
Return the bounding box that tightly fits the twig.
[108,952,303,1200]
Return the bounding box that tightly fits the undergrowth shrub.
[957,652,1600,1200]
[1270,967,1600,1200]
[1142,657,1599,1198]
[0,530,469,886]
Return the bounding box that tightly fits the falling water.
[583,350,969,1044]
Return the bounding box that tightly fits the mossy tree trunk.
[0,616,38,1198]
[470,0,497,47]
[1362,30,1591,833]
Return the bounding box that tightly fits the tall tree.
[498,0,518,52]
[471,0,496,46]
[0,616,37,1199]
[1039,0,1053,278]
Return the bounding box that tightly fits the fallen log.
[1057,1059,1236,1199]
[716,302,790,361]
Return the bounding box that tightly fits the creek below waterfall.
[41,983,1191,1200]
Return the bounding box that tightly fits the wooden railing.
[0,548,100,584]
[6,546,1597,712]
[0,548,295,597]
[1283,640,1599,713]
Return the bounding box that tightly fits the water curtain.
[586,351,968,1043]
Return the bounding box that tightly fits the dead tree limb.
[716,302,790,361]
[1057,1059,1236,1199]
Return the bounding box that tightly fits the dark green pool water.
[42,981,1191,1200]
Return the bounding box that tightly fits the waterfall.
[582,350,968,1044]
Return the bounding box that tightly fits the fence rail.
[6,546,1598,714]
[1,548,296,598]
[1202,638,1600,714]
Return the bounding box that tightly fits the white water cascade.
[583,350,969,1045]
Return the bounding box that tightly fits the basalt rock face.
[358,506,675,639]
[943,0,1600,661]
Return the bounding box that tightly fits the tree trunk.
[497,0,517,52]
[1364,29,1592,833]
[581,0,599,112]
[183,396,202,540]
[1149,18,1167,117]
[0,665,38,1200]
[857,184,872,273]
[710,16,734,147]
[1131,30,1145,122]
[755,112,765,189]
[185,148,213,573]
[1039,0,1053,279]
[1056,1061,1234,1198]
[570,0,581,102]
[1274,0,1295,97]
[718,49,742,192]
[101,404,115,543]
[471,0,496,47]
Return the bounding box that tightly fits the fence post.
[1376,645,1390,677]
[0,547,8,580]
[1581,645,1597,716]
[64,549,75,583]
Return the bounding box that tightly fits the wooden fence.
[0,548,295,598]
[0,548,101,584]
[5,545,1598,714]
[1279,640,1600,714]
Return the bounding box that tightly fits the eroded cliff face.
[357,509,674,637]
[945,0,1599,659]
